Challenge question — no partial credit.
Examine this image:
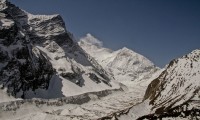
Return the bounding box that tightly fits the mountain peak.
[121,47,129,51]
[86,33,94,38]
[80,33,103,47]
[79,34,159,83]
[27,13,61,21]
[0,1,116,99]
[120,47,135,53]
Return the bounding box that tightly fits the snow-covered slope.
[0,0,119,100]
[79,34,159,84]
[117,49,200,120]
[144,49,200,113]
[0,70,163,120]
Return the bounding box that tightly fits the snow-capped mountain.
[1,1,199,120]
[116,49,200,119]
[144,49,200,113]
[79,34,159,84]
[0,0,119,100]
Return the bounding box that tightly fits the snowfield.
[0,71,161,120]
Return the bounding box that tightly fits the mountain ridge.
[144,49,200,113]
[79,34,159,85]
[0,0,119,99]
[115,49,200,120]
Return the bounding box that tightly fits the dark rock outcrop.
[0,0,55,97]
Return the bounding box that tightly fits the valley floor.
[0,79,151,120]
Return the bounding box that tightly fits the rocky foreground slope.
[0,0,119,100]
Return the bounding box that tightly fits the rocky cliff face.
[0,0,117,99]
[0,0,55,98]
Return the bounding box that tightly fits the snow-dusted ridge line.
[79,33,159,85]
[144,49,200,112]
[113,49,200,120]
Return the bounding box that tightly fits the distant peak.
[80,33,103,47]
[121,47,130,51]
[86,33,94,38]
[85,33,100,41]
[120,47,135,53]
